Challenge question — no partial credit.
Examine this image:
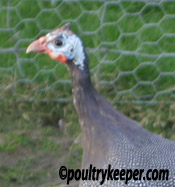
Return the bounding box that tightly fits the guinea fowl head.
[26,23,93,118]
[26,23,88,72]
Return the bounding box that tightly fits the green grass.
[119,15,143,33]
[135,64,159,81]
[161,1,175,14]
[115,74,137,91]
[100,63,119,81]
[157,56,175,72]
[1,1,175,186]
[160,17,175,33]
[104,3,123,22]
[117,54,139,71]
[58,2,82,20]
[37,11,61,30]
[139,26,162,42]
[141,5,164,23]
[119,35,140,51]
[17,0,40,19]
[79,13,100,32]
[0,99,82,186]
[139,44,161,55]
[133,84,155,100]
[0,99,175,186]
[99,24,120,42]
[159,36,175,53]
[121,1,145,13]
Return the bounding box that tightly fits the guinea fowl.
[26,23,175,186]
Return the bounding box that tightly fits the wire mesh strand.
[0,0,175,104]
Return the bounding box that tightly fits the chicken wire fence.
[1,0,175,104]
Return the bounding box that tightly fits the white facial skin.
[47,32,85,70]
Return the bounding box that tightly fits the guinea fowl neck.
[67,53,93,91]
[66,54,97,118]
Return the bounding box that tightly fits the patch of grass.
[0,100,82,186]
[81,33,101,48]
[162,2,175,14]
[0,31,16,48]
[36,54,57,70]
[17,0,40,18]
[159,36,175,53]
[139,44,161,55]
[0,164,48,185]
[160,17,175,33]
[141,5,164,23]
[0,53,16,68]
[104,3,123,22]
[119,35,140,51]
[154,75,175,92]
[135,64,159,81]
[157,56,175,72]
[55,64,71,80]
[39,139,61,153]
[16,21,40,39]
[66,143,82,169]
[21,62,38,79]
[37,11,61,30]
[80,1,103,11]
[88,53,99,69]
[100,63,119,81]
[133,84,155,101]
[119,15,143,33]
[38,0,60,9]
[117,54,139,71]
[9,9,20,28]
[58,2,82,20]
[137,56,157,63]
[98,84,116,101]
[0,9,7,28]
[0,132,34,153]
[139,26,162,42]
[9,0,20,7]
[34,72,56,85]
[104,52,120,61]
[115,74,137,91]
[0,71,14,88]
[79,13,100,32]
[156,91,175,103]
[99,24,120,42]
[52,83,72,99]
[121,1,145,13]
[0,98,175,186]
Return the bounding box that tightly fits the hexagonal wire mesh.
[0,0,175,104]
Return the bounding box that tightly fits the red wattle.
[56,54,67,63]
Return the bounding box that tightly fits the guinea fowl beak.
[26,36,48,54]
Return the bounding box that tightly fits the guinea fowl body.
[26,24,175,186]
[68,58,175,187]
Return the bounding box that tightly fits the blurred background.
[0,0,175,186]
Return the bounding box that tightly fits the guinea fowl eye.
[54,39,63,47]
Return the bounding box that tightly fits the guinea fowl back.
[76,83,175,186]
[26,24,175,186]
